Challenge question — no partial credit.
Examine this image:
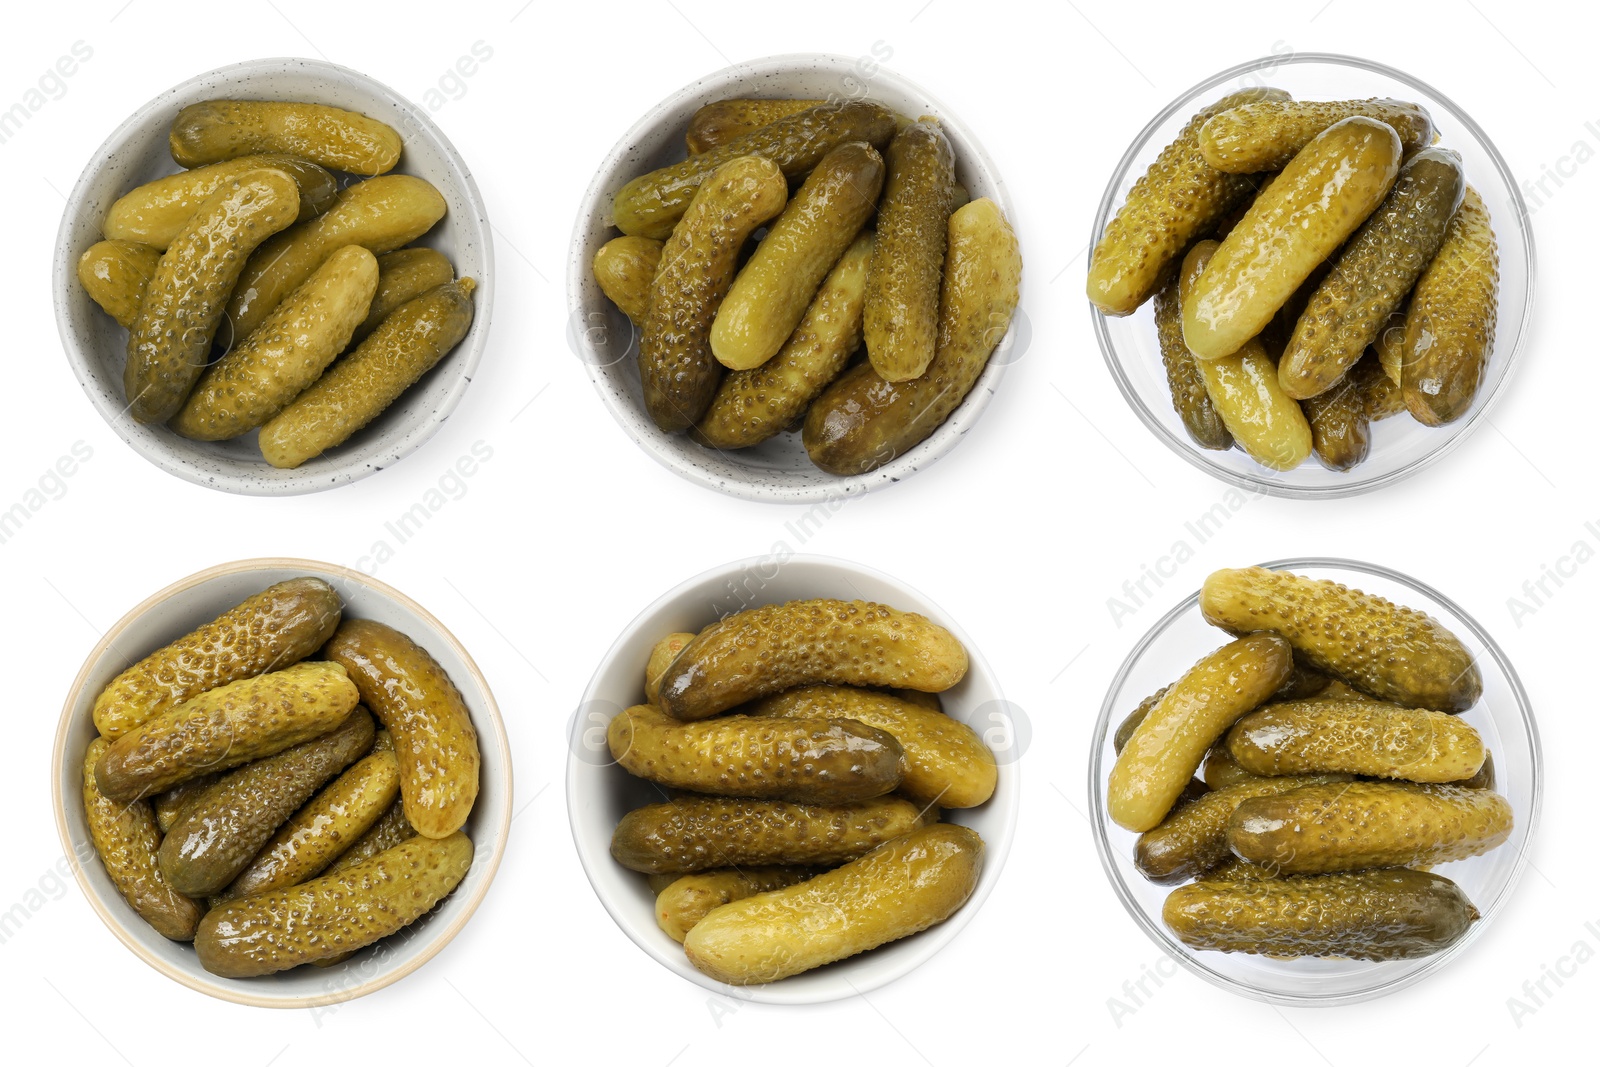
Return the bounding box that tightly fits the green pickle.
[1402,185,1499,425]
[1199,97,1434,173]
[1226,698,1485,782]
[1153,271,1231,450]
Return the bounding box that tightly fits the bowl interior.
[1089,558,1541,1005]
[53,58,494,496]
[566,555,1018,1003]
[53,559,512,1008]
[1093,54,1534,498]
[568,53,1018,503]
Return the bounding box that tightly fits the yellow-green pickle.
[76,240,159,328]
[169,99,403,176]
[1402,185,1499,425]
[1153,271,1231,450]
[1198,97,1434,173]
[685,98,827,155]
[654,867,814,943]
[1225,698,1485,782]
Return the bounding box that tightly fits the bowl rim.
[566,51,1018,505]
[1087,555,1544,1006]
[52,56,497,498]
[564,552,1020,1003]
[1089,51,1537,499]
[50,556,514,1008]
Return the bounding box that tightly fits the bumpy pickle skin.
[1164,868,1478,960]
[863,119,958,381]
[1199,97,1434,173]
[803,197,1021,475]
[157,708,375,897]
[194,833,473,977]
[354,248,455,343]
[154,773,218,833]
[1227,781,1513,874]
[1182,117,1402,361]
[695,232,871,450]
[607,704,904,803]
[749,685,996,808]
[1154,268,1231,450]
[171,244,380,441]
[104,154,337,249]
[259,277,477,469]
[95,661,360,802]
[1086,87,1289,316]
[1179,242,1311,470]
[657,598,968,721]
[1201,745,1266,789]
[645,632,696,707]
[638,155,787,432]
[711,141,883,371]
[1303,357,1378,470]
[684,825,982,984]
[1279,147,1465,400]
[93,577,342,739]
[170,99,402,176]
[220,746,401,901]
[612,101,896,240]
[81,738,204,940]
[1226,698,1485,782]
[1366,364,1409,420]
[1108,633,1294,833]
[1134,774,1351,884]
[1199,566,1483,712]
[1402,185,1499,425]
[124,168,300,423]
[685,99,827,154]
[610,795,931,874]
[1113,686,1168,755]
[655,867,815,942]
[225,174,446,343]
[77,240,159,328]
[593,236,663,327]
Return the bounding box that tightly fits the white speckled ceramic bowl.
[569,54,1019,503]
[53,58,494,496]
[53,559,513,1007]
[567,554,1020,1003]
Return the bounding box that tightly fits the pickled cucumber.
[694,231,870,449]
[863,119,958,382]
[656,598,968,721]
[1279,147,1464,399]
[655,867,814,942]
[93,577,342,739]
[684,825,981,984]
[324,619,480,839]
[748,685,996,808]
[1113,687,1167,755]
[1164,868,1478,960]
[1200,745,1264,789]
[1199,98,1434,173]
[644,632,696,707]
[95,660,360,802]
[153,773,217,834]
[158,708,374,897]
[354,247,455,342]
[194,833,472,977]
[1366,364,1409,421]
[170,100,402,176]
[610,795,931,874]
[593,235,663,326]
[1108,633,1294,833]
[803,197,1021,474]
[711,141,883,370]
[323,797,417,877]
[1303,357,1376,470]
[1135,774,1349,884]
[124,168,300,423]
[639,155,787,432]
[686,99,826,154]
[1183,117,1402,361]
[1402,185,1499,425]
[612,101,896,239]
[1153,267,1231,451]
[606,703,905,803]
[258,277,476,469]
[1227,781,1513,874]
[103,154,338,249]
[1199,567,1482,712]
[1226,698,1485,782]
[171,244,380,440]
[76,240,158,328]
[226,174,446,342]
[81,738,203,940]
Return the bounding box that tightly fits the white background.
[2,1,1593,1063]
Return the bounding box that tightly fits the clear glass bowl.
[1091,54,1535,498]
[1089,558,1542,1005]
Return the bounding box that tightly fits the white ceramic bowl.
[566,554,1019,1003]
[1092,54,1535,497]
[1089,558,1542,1005]
[52,558,513,1008]
[53,58,495,496]
[568,53,1019,503]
